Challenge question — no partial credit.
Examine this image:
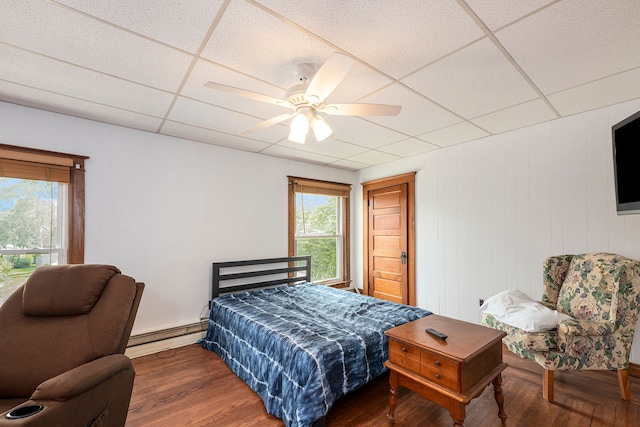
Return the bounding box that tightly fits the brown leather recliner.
[0,264,144,426]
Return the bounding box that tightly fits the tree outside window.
[295,194,340,281]
[0,178,66,305]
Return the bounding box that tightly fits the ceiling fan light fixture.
[288,128,307,144]
[312,115,333,142]
[205,53,401,144]
[290,111,309,134]
[288,113,309,144]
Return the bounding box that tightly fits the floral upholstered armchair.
[482,253,640,402]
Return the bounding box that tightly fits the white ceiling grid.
[0,0,638,170]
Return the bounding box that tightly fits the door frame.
[362,172,416,306]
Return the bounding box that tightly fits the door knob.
[400,252,407,265]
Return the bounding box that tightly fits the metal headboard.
[209,255,311,306]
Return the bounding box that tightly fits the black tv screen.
[612,110,640,215]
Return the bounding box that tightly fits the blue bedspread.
[202,283,431,427]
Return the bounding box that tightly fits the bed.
[202,256,431,427]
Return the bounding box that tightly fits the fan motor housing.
[285,83,309,106]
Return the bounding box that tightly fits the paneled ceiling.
[1,0,639,170]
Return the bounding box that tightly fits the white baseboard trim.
[125,331,206,358]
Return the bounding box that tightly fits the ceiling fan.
[204,53,402,144]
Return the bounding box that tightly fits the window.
[0,144,87,305]
[288,176,350,285]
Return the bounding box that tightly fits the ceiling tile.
[201,0,336,88]
[0,80,163,133]
[402,37,538,119]
[378,138,439,157]
[361,84,463,135]
[261,145,338,165]
[327,159,370,171]
[347,150,400,166]
[254,0,484,79]
[167,97,288,143]
[471,98,557,133]
[277,138,367,158]
[0,44,174,117]
[420,122,489,147]
[161,120,272,152]
[55,0,224,53]
[548,67,640,116]
[495,0,640,95]
[465,0,556,31]
[1,1,192,91]
[327,116,406,149]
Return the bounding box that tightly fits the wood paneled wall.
[421,100,640,323]
[357,97,640,361]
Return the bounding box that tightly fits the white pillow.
[480,289,571,332]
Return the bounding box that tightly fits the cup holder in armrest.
[5,405,44,420]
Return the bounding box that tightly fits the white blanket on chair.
[480,289,571,332]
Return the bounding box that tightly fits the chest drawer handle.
[435,374,441,379]
[435,360,441,366]
[401,347,407,352]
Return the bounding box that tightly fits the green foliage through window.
[0,179,60,249]
[296,238,337,281]
[295,194,341,282]
[0,178,64,305]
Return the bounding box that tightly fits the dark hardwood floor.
[127,343,640,426]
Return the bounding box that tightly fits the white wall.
[4,96,640,362]
[356,97,640,362]
[0,101,355,335]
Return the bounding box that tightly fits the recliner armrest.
[558,318,615,337]
[1,354,135,427]
[31,354,132,401]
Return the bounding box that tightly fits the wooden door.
[363,173,415,305]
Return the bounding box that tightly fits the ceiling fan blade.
[305,53,354,103]
[204,81,290,107]
[322,103,402,116]
[240,113,295,134]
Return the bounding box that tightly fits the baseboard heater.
[125,320,208,358]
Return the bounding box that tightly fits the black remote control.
[425,328,448,341]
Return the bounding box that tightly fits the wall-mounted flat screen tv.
[612,110,640,215]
